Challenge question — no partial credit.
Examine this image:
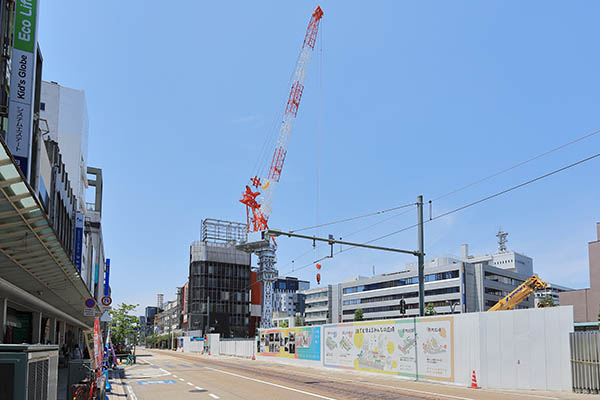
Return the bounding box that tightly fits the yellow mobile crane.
[487,275,547,311]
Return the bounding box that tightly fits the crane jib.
[240,6,324,233]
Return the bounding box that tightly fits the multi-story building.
[156,299,180,335]
[534,283,571,307]
[272,276,309,317]
[188,219,251,337]
[339,235,570,321]
[144,306,160,337]
[302,284,342,325]
[560,223,600,323]
[0,4,108,391]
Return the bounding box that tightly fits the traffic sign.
[101,296,112,307]
[84,309,95,317]
[85,298,96,308]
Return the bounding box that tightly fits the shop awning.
[0,138,97,327]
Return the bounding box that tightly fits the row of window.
[305,291,328,300]
[484,272,524,287]
[343,270,460,295]
[343,286,460,306]
[342,299,457,315]
[306,301,328,309]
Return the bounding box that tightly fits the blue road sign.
[138,380,177,385]
[85,298,96,308]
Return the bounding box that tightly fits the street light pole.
[417,195,425,317]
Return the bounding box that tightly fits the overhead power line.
[290,202,416,233]
[368,152,600,244]
[432,128,600,202]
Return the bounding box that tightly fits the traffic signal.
[400,298,406,315]
[316,263,322,284]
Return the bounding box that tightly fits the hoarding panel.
[258,326,321,361]
[323,316,454,382]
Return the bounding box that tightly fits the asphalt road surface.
[116,348,590,400]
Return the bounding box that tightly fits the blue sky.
[39,1,600,311]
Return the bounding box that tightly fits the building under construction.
[187,219,251,337]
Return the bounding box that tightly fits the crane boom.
[487,275,547,312]
[240,6,324,233]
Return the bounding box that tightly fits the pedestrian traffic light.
[316,273,321,285]
[400,298,406,315]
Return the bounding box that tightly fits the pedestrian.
[71,345,82,360]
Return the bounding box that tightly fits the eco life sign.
[7,0,39,180]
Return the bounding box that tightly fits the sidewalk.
[106,367,129,400]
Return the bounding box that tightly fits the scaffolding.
[201,218,247,245]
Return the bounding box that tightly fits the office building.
[339,233,571,322]
[188,219,251,337]
[302,284,342,325]
[273,276,309,317]
[560,223,600,323]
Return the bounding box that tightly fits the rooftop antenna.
[496,229,508,253]
[372,265,375,276]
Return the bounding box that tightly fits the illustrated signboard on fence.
[323,317,454,382]
[259,326,321,361]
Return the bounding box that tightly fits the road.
[115,348,590,400]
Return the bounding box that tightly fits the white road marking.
[173,374,178,378]
[187,382,194,386]
[159,368,170,374]
[179,378,185,381]
[205,367,337,400]
[126,385,138,400]
[195,386,204,390]
[209,394,220,399]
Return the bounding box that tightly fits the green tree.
[354,308,364,321]
[279,320,289,328]
[425,303,436,316]
[295,316,303,327]
[538,295,555,308]
[110,303,140,349]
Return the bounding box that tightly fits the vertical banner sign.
[74,212,84,273]
[7,0,39,180]
[104,258,110,296]
[93,318,103,377]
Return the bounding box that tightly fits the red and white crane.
[239,6,324,328]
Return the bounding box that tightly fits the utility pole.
[417,195,425,317]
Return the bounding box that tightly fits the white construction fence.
[178,307,574,392]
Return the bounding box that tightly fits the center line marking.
[179,378,185,381]
[173,375,178,378]
[187,382,193,386]
[209,394,219,399]
[195,386,204,390]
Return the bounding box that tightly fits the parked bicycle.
[72,364,99,400]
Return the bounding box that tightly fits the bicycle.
[72,364,99,400]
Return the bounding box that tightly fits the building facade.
[188,219,251,337]
[302,284,342,325]
[338,237,570,322]
[272,276,309,317]
[560,223,600,323]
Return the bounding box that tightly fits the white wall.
[239,307,574,391]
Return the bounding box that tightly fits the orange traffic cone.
[471,370,479,389]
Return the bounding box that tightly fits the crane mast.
[238,6,324,329]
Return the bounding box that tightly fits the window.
[40,102,45,111]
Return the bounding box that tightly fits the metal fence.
[571,332,600,393]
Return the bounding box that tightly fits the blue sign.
[73,212,84,273]
[104,259,110,296]
[85,298,96,308]
[138,380,176,385]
